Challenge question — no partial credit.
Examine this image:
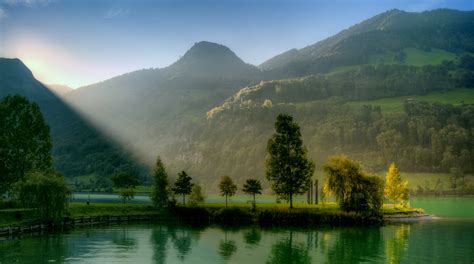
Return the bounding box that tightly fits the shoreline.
[0,203,433,238]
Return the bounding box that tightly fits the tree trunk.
[183,194,185,205]
[253,194,256,207]
[289,193,293,209]
[225,194,228,207]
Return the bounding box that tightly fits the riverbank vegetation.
[1,97,427,230]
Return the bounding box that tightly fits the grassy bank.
[0,202,423,229]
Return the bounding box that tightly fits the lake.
[1,197,473,263]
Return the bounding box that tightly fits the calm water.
[1,198,473,264]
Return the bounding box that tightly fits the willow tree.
[15,170,70,223]
[266,114,314,208]
[323,155,383,213]
[384,163,409,206]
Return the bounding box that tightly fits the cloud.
[0,8,7,20]
[2,0,54,6]
[105,7,130,18]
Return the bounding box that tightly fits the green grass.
[67,202,156,218]
[347,88,474,114]
[368,48,457,66]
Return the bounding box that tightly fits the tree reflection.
[218,231,237,260]
[384,224,410,264]
[267,231,311,264]
[243,227,261,246]
[151,225,170,264]
[326,227,383,263]
[112,229,137,250]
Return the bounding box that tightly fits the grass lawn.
[346,88,474,114]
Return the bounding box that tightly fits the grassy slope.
[346,88,474,113]
[368,47,458,66]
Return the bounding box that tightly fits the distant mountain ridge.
[260,9,474,77]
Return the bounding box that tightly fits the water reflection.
[218,230,237,260]
[243,227,261,246]
[267,231,311,264]
[384,224,410,264]
[326,227,384,263]
[1,220,473,264]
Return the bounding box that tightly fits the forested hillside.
[260,9,474,78]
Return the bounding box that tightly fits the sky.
[0,0,473,88]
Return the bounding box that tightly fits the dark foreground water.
[1,198,473,263]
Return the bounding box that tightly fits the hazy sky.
[1,0,473,88]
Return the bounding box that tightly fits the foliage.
[323,155,383,213]
[384,163,409,205]
[151,156,170,208]
[14,170,70,223]
[0,95,52,195]
[266,114,315,208]
[172,171,194,205]
[219,176,237,207]
[188,184,205,206]
[242,178,262,209]
[111,170,139,203]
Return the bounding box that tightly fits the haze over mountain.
[0,58,144,179]
[1,9,474,189]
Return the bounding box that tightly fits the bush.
[212,208,253,226]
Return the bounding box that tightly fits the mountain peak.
[167,41,260,79]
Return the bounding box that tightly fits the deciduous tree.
[173,171,193,205]
[219,176,237,207]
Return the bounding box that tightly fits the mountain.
[64,41,262,167]
[0,58,144,180]
[260,9,474,77]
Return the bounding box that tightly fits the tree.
[323,155,383,213]
[173,171,193,205]
[242,179,262,210]
[189,184,205,206]
[0,95,53,195]
[384,163,409,206]
[266,114,314,208]
[15,170,70,223]
[219,176,237,207]
[111,170,139,203]
[151,156,169,208]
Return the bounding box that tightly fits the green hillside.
[347,88,474,113]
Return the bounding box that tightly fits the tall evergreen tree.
[151,156,169,208]
[172,171,193,205]
[266,114,314,208]
[0,95,53,195]
[384,163,409,206]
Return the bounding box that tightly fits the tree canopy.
[219,176,237,207]
[266,114,314,208]
[15,170,70,223]
[151,156,170,208]
[0,95,52,195]
[384,163,409,205]
[323,155,383,213]
[173,171,193,205]
[111,170,139,203]
[242,179,262,209]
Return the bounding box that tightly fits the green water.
[1,198,473,263]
